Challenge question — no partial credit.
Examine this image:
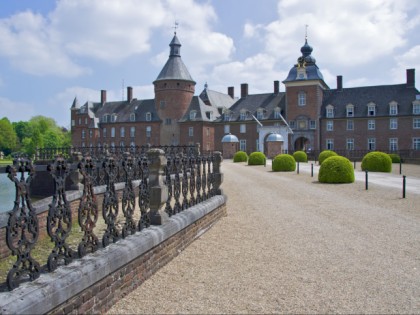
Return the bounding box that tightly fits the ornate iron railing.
[0,147,223,291]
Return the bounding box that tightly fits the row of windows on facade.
[223,108,282,121]
[81,126,152,139]
[79,141,213,151]
[326,137,420,151]
[325,102,420,118]
[324,118,420,131]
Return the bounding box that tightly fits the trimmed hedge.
[272,154,296,172]
[361,151,392,172]
[233,151,248,162]
[318,150,338,165]
[388,153,401,163]
[293,151,308,163]
[248,152,266,165]
[318,156,355,183]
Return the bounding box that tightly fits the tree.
[0,117,17,156]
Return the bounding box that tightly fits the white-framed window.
[390,118,398,130]
[207,111,213,120]
[89,130,93,138]
[82,142,85,147]
[146,126,151,138]
[413,137,420,150]
[224,124,230,134]
[368,119,375,130]
[146,112,152,121]
[309,120,316,129]
[274,109,281,119]
[224,112,231,121]
[240,139,246,151]
[120,141,125,148]
[190,111,196,120]
[413,103,420,114]
[389,138,398,151]
[130,113,135,122]
[165,118,172,125]
[326,120,333,131]
[298,91,306,106]
[346,138,354,150]
[257,110,264,120]
[326,106,334,118]
[81,129,86,139]
[367,104,376,116]
[240,111,247,120]
[256,139,259,151]
[71,120,75,127]
[289,120,296,129]
[240,124,246,133]
[347,119,354,130]
[78,118,81,125]
[120,127,125,137]
[368,138,376,150]
[111,127,115,138]
[85,117,88,124]
[130,126,135,138]
[326,139,334,150]
[389,103,398,115]
[111,142,115,148]
[346,104,354,117]
[130,141,135,147]
[189,127,194,137]
[206,128,210,137]
[103,128,107,138]
[111,114,117,122]
[413,118,420,129]
[102,115,109,123]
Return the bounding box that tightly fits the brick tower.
[153,33,196,145]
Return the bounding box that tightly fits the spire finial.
[173,21,179,35]
[305,24,309,41]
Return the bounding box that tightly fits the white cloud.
[391,45,420,84]
[0,97,36,123]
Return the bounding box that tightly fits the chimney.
[274,80,279,94]
[241,83,248,98]
[101,89,107,105]
[228,86,234,99]
[127,86,133,102]
[407,69,415,88]
[337,75,343,91]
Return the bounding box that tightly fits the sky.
[0,0,419,129]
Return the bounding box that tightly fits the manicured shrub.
[318,150,338,165]
[233,151,248,163]
[272,154,296,172]
[388,153,401,163]
[318,156,355,183]
[248,152,266,166]
[361,151,392,172]
[293,151,308,163]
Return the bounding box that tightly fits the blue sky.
[0,0,419,128]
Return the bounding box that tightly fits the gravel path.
[108,161,420,314]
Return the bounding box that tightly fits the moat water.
[0,173,15,213]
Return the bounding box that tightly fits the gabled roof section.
[322,84,420,118]
[199,87,235,109]
[179,96,221,122]
[154,34,195,83]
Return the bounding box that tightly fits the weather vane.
[173,21,179,35]
[305,24,309,40]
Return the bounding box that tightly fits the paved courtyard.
[109,160,420,314]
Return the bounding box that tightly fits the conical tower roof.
[154,34,195,83]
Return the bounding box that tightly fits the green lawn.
[0,160,12,166]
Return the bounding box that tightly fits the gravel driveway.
[108,160,420,314]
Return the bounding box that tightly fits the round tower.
[153,33,196,145]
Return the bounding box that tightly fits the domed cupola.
[300,39,316,64]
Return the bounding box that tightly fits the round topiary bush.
[318,150,338,165]
[233,151,248,163]
[361,151,392,172]
[388,153,401,163]
[272,154,296,172]
[248,152,266,166]
[293,151,308,163]
[318,156,355,183]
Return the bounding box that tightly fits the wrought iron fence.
[0,146,222,291]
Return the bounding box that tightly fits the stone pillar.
[148,149,169,225]
[213,151,223,195]
[66,152,84,191]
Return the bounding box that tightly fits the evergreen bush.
[233,151,248,163]
[388,153,401,163]
[248,152,266,165]
[361,151,392,172]
[293,151,308,163]
[318,156,355,183]
[318,150,338,165]
[272,154,296,172]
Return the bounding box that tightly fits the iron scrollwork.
[46,156,74,271]
[164,158,174,216]
[121,153,136,238]
[138,155,150,230]
[5,158,41,290]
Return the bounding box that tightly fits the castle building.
[71,33,420,156]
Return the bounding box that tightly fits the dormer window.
[389,102,398,115]
[102,114,109,123]
[346,104,354,117]
[298,91,306,106]
[111,114,117,122]
[414,102,420,114]
[367,103,376,116]
[223,112,231,121]
[326,105,334,118]
[240,110,247,120]
[190,111,197,120]
[146,112,152,121]
[206,111,213,120]
[274,108,281,119]
[130,113,135,122]
[257,110,264,120]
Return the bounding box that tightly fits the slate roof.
[322,84,420,118]
[199,87,236,109]
[283,64,326,83]
[179,96,221,122]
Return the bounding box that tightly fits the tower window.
[298,91,306,106]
